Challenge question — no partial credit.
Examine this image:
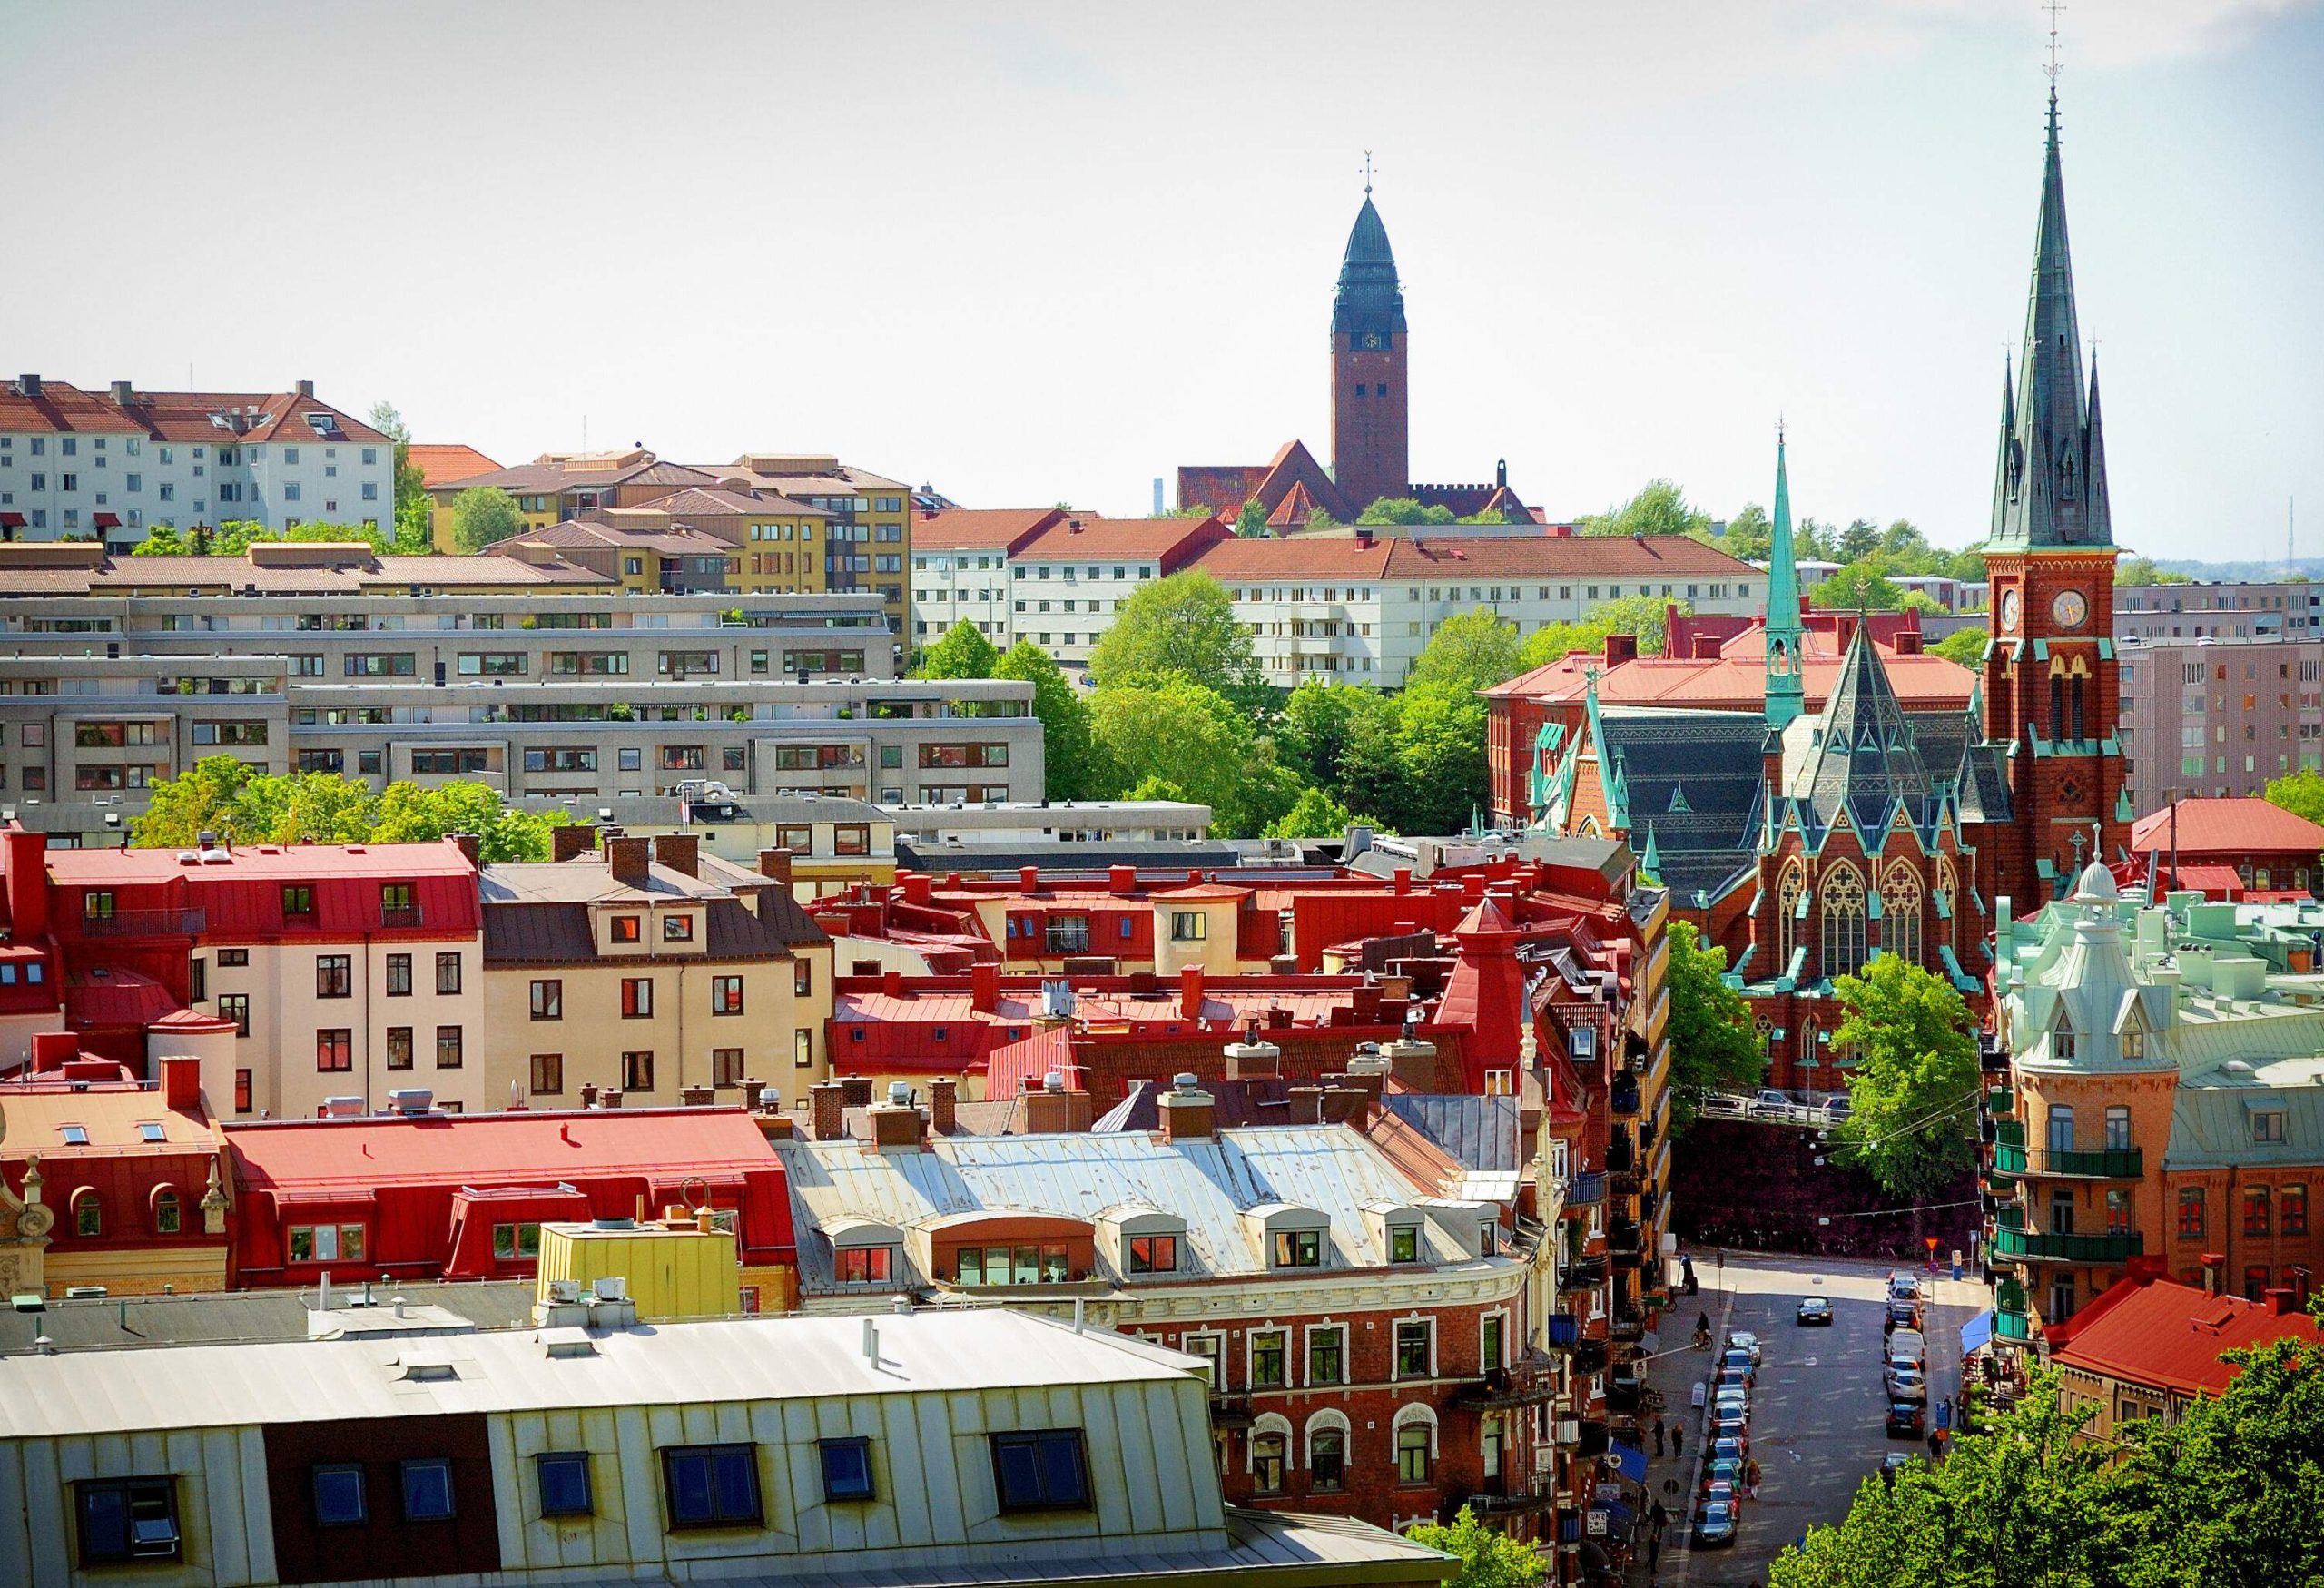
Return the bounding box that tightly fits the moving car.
[1728,1329,1763,1366]
[1696,1500,1738,1548]
[1886,1400,1926,1439]
[1797,1296,1834,1326]
[1886,1365,1929,1404]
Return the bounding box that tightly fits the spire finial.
[1362,149,1374,197]
[2044,0,2066,84]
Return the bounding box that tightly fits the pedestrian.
[1928,1429,1942,1462]
[1671,1425,1683,1461]
[1746,1456,1761,1495]
[1649,1534,1662,1572]
[1654,1419,1667,1458]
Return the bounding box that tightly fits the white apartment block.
[0,375,394,550]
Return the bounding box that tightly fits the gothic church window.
[1777,862,1806,966]
[1820,864,1867,981]
[1881,866,1923,967]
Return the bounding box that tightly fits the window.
[2104,1106,2132,1151]
[611,915,643,943]
[1170,911,1207,942]
[537,1452,592,1517]
[72,1189,102,1237]
[834,824,870,856]
[83,890,116,922]
[386,1027,413,1070]
[76,1476,181,1563]
[1308,1326,1345,1385]
[153,1187,181,1234]
[282,884,314,916]
[315,953,352,998]
[385,952,412,996]
[711,975,744,1015]
[2254,1109,2288,1144]
[1482,1313,1505,1371]
[796,1028,814,1069]
[2245,1186,2271,1237]
[1128,1233,1177,1273]
[622,978,654,1018]
[436,1026,463,1069]
[1251,1431,1286,1494]
[531,979,562,1019]
[1251,1329,1288,1388]
[1819,864,1866,979]
[622,1050,655,1091]
[954,1243,1070,1285]
[234,1068,252,1112]
[794,960,813,998]
[1310,1428,1345,1492]
[664,913,694,942]
[2178,1186,2206,1238]
[835,1246,892,1284]
[990,1430,1090,1512]
[1395,1422,1432,1484]
[492,1221,542,1260]
[2284,1185,2309,1236]
[1274,1228,1322,1267]
[2047,1103,2076,1155]
[663,1444,761,1528]
[313,1464,368,1525]
[435,952,461,994]
[819,1438,874,1502]
[530,1053,564,1094]
[316,1028,352,1071]
[712,1047,745,1087]
[401,1458,454,1522]
[1389,1223,1420,1263]
[1394,1319,1433,1379]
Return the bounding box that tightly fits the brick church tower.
[1983,86,2126,911]
[1329,188,1410,515]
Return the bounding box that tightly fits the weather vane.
[2043,0,2066,83]
[1362,150,1374,196]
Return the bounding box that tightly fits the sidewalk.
[1621,1274,1730,1586]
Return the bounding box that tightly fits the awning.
[0,513,24,528]
[92,512,122,528]
[267,1187,379,1214]
[1959,1308,1994,1355]
[1606,1442,1648,1483]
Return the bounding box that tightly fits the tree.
[1357,497,1456,526]
[1577,479,1710,538]
[368,400,433,555]
[1234,498,1270,538]
[1930,626,1989,668]
[1391,681,1489,835]
[1085,569,1260,697]
[2115,555,2191,587]
[129,524,195,556]
[1900,590,1946,616]
[131,759,563,861]
[994,641,1103,801]
[449,485,527,553]
[1265,785,1355,839]
[1458,507,1510,526]
[1837,518,1881,564]
[2263,768,2324,827]
[1088,676,1254,832]
[1664,920,1763,1129]
[1407,608,1523,698]
[372,780,566,863]
[1278,679,1370,792]
[1829,956,1982,1199]
[916,621,1000,681]
[1514,595,1690,672]
[1809,562,1905,612]
[1402,1505,1547,1588]
[1718,502,1772,562]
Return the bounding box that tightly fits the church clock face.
[1999,589,2021,632]
[2052,589,2088,629]
[1361,332,1381,349]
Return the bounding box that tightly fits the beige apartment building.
[713,454,915,638]
[479,830,834,1110]
[2117,636,2324,810]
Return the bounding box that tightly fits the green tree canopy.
[1459,507,1510,526]
[1088,676,1258,833]
[130,519,391,557]
[915,621,1001,681]
[2116,555,2193,587]
[1837,517,1882,564]
[1402,1505,1547,1588]
[1830,955,1982,1199]
[1085,569,1261,698]
[994,640,1104,801]
[1515,595,1690,672]
[367,400,433,555]
[1577,479,1711,538]
[1234,498,1270,538]
[1264,785,1354,840]
[450,485,527,553]
[1717,501,1772,562]
[1391,682,1490,835]
[1929,626,1989,668]
[2264,767,2324,827]
[1356,497,1457,526]
[131,758,564,862]
[1407,608,1523,698]
[1277,679,1372,793]
[1664,920,1764,1129]
[1809,562,1905,612]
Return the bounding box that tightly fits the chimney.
[110,380,133,407]
[579,1082,599,1109]
[757,847,794,884]
[1023,1071,1092,1134]
[1179,964,1206,1021]
[680,1086,715,1107]
[1225,1038,1281,1080]
[296,379,315,399]
[606,835,651,887]
[811,1080,848,1141]
[1381,1036,1441,1091]
[31,1031,76,1073]
[1318,1085,1373,1128]
[1287,1085,1324,1125]
[1019,866,1040,894]
[815,912,851,938]
[16,374,39,399]
[5,828,49,937]
[598,1090,624,1109]
[1108,864,1137,896]
[1341,1050,1390,1102]
[2293,1267,2312,1309]
[900,873,933,904]
[653,833,700,878]
[1393,867,1412,895]
[930,1076,958,1136]
[970,961,1000,1014]
[881,969,905,1000]
[1894,630,1924,656]
[552,824,598,863]
[160,1054,202,1112]
[1158,1074,1216,1142]
[867,1082,923,1149]
[1693,633,1724,660]
[1603,633,1639,666]
[1351,983,1384,1023]
[840,1076,875,1109]
[2201,1252,2226,1296]
[2266,1287,2299,1317]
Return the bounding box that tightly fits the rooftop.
[2130,797,2324,856]
[2049,1270,2320,1399]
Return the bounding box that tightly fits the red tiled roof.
[2049,1273,2320,1398]
[1195,537,1396,579]
[0,380,386,444]
[2130,798,2324,857]
[1015,515,1231,565]
[1267,481,1321,528]
[0,380,153,435]
[911,508,1064,553]
[1381,535,1754,579]
[407,444,501,488]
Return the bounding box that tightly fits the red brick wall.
[1331,331,1409,515]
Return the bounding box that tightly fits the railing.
[1610,1080,1640,1117]
[1995,1308,2036,1342]
[1572,1340,1610,1375]
[1544,1313,1581,1349]
[1561,1172,1608,1209]
[1985,1088,2015,1116]
[1561,1257,1610,1290]
[379,904,425,929]
[1991,1145,2143,1179]
[1456,1358,1561,1409]
[1610,1308,1646,1341]
[1608,1219,1641,1255]
[1991,1227,2142,1263]
[80,907,206,938]
[1994,1119,2025,1149]
[1042,929,1090,956]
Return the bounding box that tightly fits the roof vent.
[546,1278,582,1304]
[537,1326,597,1359]
[388,1089,434,1115]
[886,1080,914,1106]
[395,1351,458,1382]
[591,1276,628,1302]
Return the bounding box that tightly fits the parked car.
[1886,1400,1926,1439]
[1728,1329,1763,1366]
[1703,1094,1749,1119]
[1710,1410,1751,1452]
[1697,1500,1739,1548]
[1797,1296,1834,1326]
[1888,1270,1922,1300]
[1714,1390,1750,1424]
[1886,1297,1923,1330]
[1716,1364,1752,1392]
[1890,1329,1927,1368]
[1880,1452,1916,1486]
[1711,1435,1746,1465]
[1886,1365,1929,1404]
[1703,1455,1747,1495]
[1719,1350,1756,1386]
[1820,1095,1853,1123]
[1703,1478,1741,1515]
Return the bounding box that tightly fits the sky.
[2,1,2319,562]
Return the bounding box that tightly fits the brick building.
[2126,797,2324,898]
[2048,1260,2320,1440]
[2116,636,2324,810]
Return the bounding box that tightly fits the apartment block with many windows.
[2115,580,2319,643]
[2116,636,2324,809]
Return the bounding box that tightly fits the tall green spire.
[1764,431,1806,730]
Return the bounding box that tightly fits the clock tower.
[1330,187,1410,516]
[1984,86,2123,907]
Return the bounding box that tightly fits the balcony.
[1604,1136,1636,1174]
[1560,1171,1608,1210]
[80,907,206,938]
[1608,1220,1642,1268]
[1561,1256,1610,1290]
[1206,1393,1255,1429]
[1991,1227,2142,1264]
[1992,1145,2143,1179]
[1572,1339,1610,1375]
[1985,1087,2016,1116]
[1610,1079,1640,1117]
[1610,1307,1646,1342]
[1996,1308,2036,1342]
[1608,1168,1643,1198]
[1466,1487,1557,1520]
[379,903,426,929]
[1456,1356,1561,1410]
[1544,1313,1581,1350]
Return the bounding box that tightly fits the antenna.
[2043,0,2066,82]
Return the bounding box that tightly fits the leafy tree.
[1088,676,1255,832]
[1514,595,1690,672]
[2116,555,2192,587]
[1664,920,1763,1129]
[1794,516,1836,561]
[1837,517,1882,563]
[1122,774,1192,803]
[130,524,195,557]
[1357,497,1456,526]
[1336,687,1414,829]
[131,758,561,861]
[130,756,268,845]
[1942,544,1990,583]
[1402,1504,1547,1588]
[1392,682,1489,835]
[367,400,433,555]
[916,621,1000,681]
[1265,785,1355,839]
[1085,569,1261,698]
[450,485,527,553]
[2263,768,2324,827]
[1877,518,1929,560]
[1900,590,1946,616]
[1458,508,1510,526]
[372,780,566,863]
[1278,679,1369,792]
[1809,562,1905,612]
[1930,626,1989,668]
[994,640,1103,801]
[1234,498,1270,538]
[1829,956,1981,1199]
[1303,507,1341,533]
[1717,501,1772,562]
[1407,608,1523,698]
[1577,479,1710,538]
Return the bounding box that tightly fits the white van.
[1890,1328,1926,1368]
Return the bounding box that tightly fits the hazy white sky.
[3,1,2318,561]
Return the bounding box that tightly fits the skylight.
[60,1125,89,1146]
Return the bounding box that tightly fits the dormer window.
[1388,1224,1420,1264]
[1569,1029,1596,1059]
[1275,1230,1322,1268]
[663,913,694,943]
[2120,1028,2145,1060]
[1128,1234,1177,1273]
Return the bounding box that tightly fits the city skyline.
[3,1,2318,559]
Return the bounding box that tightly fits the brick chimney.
[680,1086,715,1107]
[1225,1038,1280,1080]
[31,1031,76,1072]
[2266,1287,2299,1317]
[1019,866,1039,894]
[866,1082,923,1149]
[598,1090,624,1109]
[606,835,651,887]
[450,832,483,868]
[1381,1037,1441,1091]
[160,1054,202,1111]
[1286,1085,1324,1125]
[654,833,700,878]
[1318,1085,1372,1128]
[840,1075,874,1109]
[579,1082,599,1109]
[1158,1074,1216,1143]
[1179,964,1206,1020]
[1023,1071,1095,1135]
[1342,1051,1390,1103]
[811,1080,847,1141]
[1603,633,1639,666]
[757,847,793,884]
[2201,1252,2226,1296]
[930,1076,958,1136]
[970,961,1000,1014]
[553,824,598,863]
[1893,630,1924,656]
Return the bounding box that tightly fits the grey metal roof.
[1383,1095,1524,1173]
[897,839,1243,874]
[0,1280,537,1356]
[1783,623,1934,830]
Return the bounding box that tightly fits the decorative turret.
[1787,619,1931,830]
[1764,431,1806,730]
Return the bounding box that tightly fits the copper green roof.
[1331,196,1407,338]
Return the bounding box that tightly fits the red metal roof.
[1015,515,1230,566]
[229,1105,777,1192]
[2049,1272,2320,1398]
[2130,797,2324,857]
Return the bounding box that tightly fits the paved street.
[1629,1250,1984,1587]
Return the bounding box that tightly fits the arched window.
[1776,862,1806,966]
[1394,1422,1433,1485]
[1250,1425,1288,1495]
[1305,1411,1351,1494]
[152,1185,182,1236]
[1881,866,1924,967]
[2071,674,2087,743]
[69,1187,101,1238]
[2050,673,2065,740]
[1820,865,1867,981]
[1936,857,1960,955]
